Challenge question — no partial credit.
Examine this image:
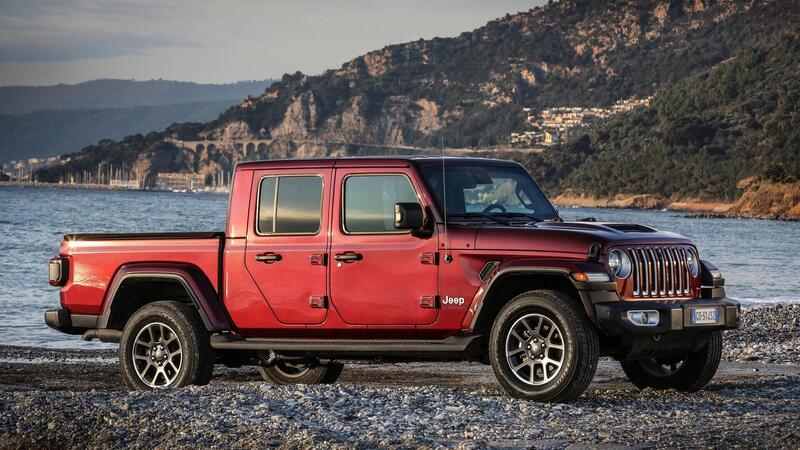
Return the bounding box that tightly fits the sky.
[0,0,544,86]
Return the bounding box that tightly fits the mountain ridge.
[0,79,274,161]
[203,0,796,149]
[0,100,251,162]
[0,79,273,115]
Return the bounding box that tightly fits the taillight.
[48,257,68,286]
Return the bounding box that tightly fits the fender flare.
[465,263,620,332]
[97,263,233,332]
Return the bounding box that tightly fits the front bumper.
[45,308,98,335]
[594,298,740,335]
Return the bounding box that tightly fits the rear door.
[245,168,331,324]
[329,167,439,325]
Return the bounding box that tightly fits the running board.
[210,334,482,353]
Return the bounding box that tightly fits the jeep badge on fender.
[442,296,465,306]
[45,157,739,402]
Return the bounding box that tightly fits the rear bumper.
[44,308,98,335]
[594,298,740,335]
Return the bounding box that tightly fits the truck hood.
[467,221,692,255]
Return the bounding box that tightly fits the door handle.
[255,253,282,263]
[334,252,363,262]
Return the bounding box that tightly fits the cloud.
[0,0,199,62]
[0,33,194,62]
[0,0,542,85]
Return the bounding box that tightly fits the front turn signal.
[572,272,610,282]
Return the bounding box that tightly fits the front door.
[329,168,439,325]
[245,169,331,325]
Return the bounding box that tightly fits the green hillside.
[523,36,800,202]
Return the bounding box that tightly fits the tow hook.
[652,334,661,342]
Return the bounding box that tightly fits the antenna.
[441,136,452,263]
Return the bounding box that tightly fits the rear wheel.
[259,361,343,385]
[489,290,599,402]
[620,331,722,392]
[119,301,214,390]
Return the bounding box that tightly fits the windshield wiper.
[447,212,513,226]
[489,212,542,223]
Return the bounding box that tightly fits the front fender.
[464,259,620,331]
[97,263,233,332]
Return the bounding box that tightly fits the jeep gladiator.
[46,157,739,402]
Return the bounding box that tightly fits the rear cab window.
[257,175,323,235]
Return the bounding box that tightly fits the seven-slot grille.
[626,247,695,298]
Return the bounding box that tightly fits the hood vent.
[606,224,656,233]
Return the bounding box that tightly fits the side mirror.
[394,202,424,230]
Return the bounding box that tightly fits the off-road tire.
[259,362,344,385]
[119,301,214,390]
[489,290,599,402]
[620,331,722,392]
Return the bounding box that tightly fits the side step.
[210,334,482,354]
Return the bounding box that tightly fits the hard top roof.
[235,155,520,170]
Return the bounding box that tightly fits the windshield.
[420,164,559,222]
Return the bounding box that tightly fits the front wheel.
[489,290,599,402]
[259,361,343,385]
[620,331,722,392]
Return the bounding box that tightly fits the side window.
[257,175,322,234]
[344,174,417,233]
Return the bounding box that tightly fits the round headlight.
[686,249,699,277]
[608,249,632,279]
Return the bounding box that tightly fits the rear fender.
[97,263,233,332]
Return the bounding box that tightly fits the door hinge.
[309,295,327,309]
[419,295,438,309]
[419,252,438,265]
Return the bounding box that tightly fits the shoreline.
[0,181,229,194]
[4,181,798,221]
[0,181,800,222]
[552,193,800,222]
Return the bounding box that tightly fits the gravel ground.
[723,304,800,364]
[1,306,798,449]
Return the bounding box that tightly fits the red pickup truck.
[45,157,739,402]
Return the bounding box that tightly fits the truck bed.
[59,232,224,315]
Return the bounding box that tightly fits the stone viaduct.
[167,138,273,158]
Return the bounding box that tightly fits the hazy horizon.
[0,78,273,89]
[0,0,544,87]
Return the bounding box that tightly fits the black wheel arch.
[98,263,234,333]
[470,268,598,335]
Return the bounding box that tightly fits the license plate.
[691,307,719,325]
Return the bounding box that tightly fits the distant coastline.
[551,182,800,222]
[0,181,229,194]
[5,180,798,221]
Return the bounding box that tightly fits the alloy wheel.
[505,313,565,386]
[132,322,182,388]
